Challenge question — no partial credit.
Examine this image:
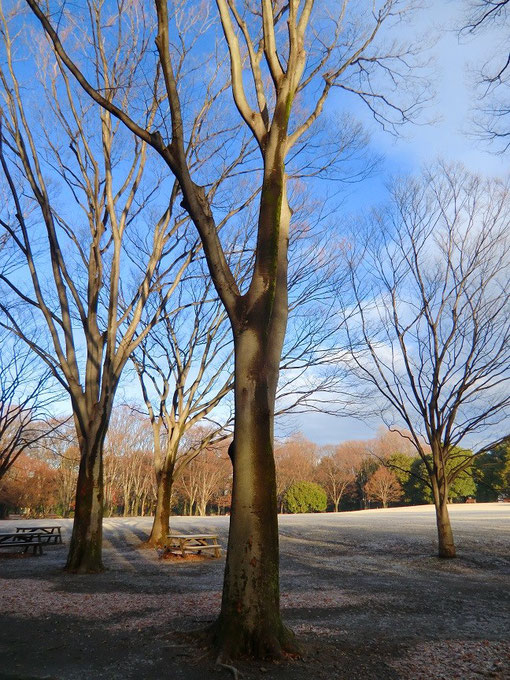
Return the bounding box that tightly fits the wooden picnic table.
[167,533,221,558]
[0,532,44,555]
[15,526,63,544]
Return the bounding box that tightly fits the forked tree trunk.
[65,425,107,573]
[147,458,175,546]
[212,158,296,658]
[431,474,456,558]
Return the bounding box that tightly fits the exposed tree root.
[216,656,241,679]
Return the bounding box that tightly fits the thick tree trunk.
[214,324,296,658]
[147,460,175,546]
[213,160,296,658]
[65,426,106,573]
[431,475,456,558]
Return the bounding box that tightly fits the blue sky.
[278,0,508,446]
[13,0,505,448]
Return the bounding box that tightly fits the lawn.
[0,504,508,679]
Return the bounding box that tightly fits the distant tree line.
[3,417,507,519]
[273,429,499,513]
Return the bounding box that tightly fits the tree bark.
[431,474,456,558]
[213,168,297,658]
[65,425,107,573]
[147,459,175,546]
[214,331,296,658]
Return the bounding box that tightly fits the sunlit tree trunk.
[148,457,176,546]
[25,0,422,655]
[431,458,456,558]
[66,415,110,573]
[214,171,297,658]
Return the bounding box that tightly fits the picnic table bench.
[15,526,63,544]
[166,533,222,558]
[0,532,45,555]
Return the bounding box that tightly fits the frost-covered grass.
[1,504,508,679]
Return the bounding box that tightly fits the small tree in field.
[365,467,402,508]
[316,448,356,512]
[342,164,510,557]
[284,481,327,514]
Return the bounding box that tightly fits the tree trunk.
[431,475,456,558]
[214,321,296,658]
[212,161,297,658]
[65,426,106,573]
[147,460,175,546]
[122,484,131,517]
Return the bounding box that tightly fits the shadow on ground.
[1,507,509,679]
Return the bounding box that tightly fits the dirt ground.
[0,504,509,680]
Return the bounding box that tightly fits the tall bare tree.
[28,0,426,656]
[341,163,510,557]
[0,4,193,571]
[133,285,233,545]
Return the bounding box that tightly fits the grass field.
[0,504,508,679]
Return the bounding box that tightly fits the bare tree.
[341,163,510,557]
[28,0,427,656]
[133,285,233,544]
[365,466,402,507]
[315,447,356,512]
[131,227,242,543]
[137,207,345,546]
[0,332,58,482]
[0,5,192,572]
[175,438,231,516]
[463,1,510,150]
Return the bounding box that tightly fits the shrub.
[284,481,327,513]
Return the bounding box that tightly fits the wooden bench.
[166,533,222,558]
[0,532,44,555]
[15,526,63,544]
